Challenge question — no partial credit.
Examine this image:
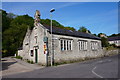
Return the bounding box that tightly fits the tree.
[93,34,97,36]
[101,37,109,47]
[98,33,107,37]
[2,10,13,32]
[64,26,76,31]
[78,26,91,33]
[78,26,87,32]
[108,33,120,37]
[7,13,17,19]
[2,14,34,57]
[41,19,64,28]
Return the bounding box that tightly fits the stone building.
[18,10,103,66]
[108,36,120,47]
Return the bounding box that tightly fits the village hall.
[18,10,103,66]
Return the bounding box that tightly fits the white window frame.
[60,39,72,51]
[91,41,98,50]
[78,40,87,51]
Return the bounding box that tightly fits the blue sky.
[2,2,118,36]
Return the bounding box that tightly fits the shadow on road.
[1,60,17,71]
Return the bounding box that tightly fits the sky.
[2,2,118,36]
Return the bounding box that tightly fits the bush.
[15,56,23,60]
[105,46,116,50]
[26,60,34,64]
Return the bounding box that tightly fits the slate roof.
[43,25,101,40]
[108,36,120,41]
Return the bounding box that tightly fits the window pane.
[70,41,71,50]
[61,40,63,50]
[67,40,69,50]
[64,40,66,50]
[31,50,33,56]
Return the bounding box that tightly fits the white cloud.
[56,2,81,10]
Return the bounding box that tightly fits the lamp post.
[50,8,55,66]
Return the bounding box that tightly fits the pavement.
[2,54,119,78]
[1,57,44,76]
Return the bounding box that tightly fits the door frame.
[35,49,38,63]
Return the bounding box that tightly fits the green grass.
[53,57,95,66]
[105,46,117,50]
[14,56,23,60]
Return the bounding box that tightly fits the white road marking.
[98,59,112,64]
[92,66,103,78]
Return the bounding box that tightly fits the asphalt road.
[3,54,119,78]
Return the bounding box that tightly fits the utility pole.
[50,8,55,66]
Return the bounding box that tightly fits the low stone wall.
[54,49,104,63]
[54,49,119,64]
[103,49,119,56]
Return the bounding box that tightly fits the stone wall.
[51,34,104,63]
[103,49,119,56]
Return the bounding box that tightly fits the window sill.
[61,50,72,51]
[79,50,87,51]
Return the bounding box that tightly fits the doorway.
[35,49,38,63]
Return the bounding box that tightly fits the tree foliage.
[1,10,13,32]
[2,11,34,57]
[41,19,64,28]
[78,26,91,33]
[64,26,76,31]
[108,33,120,37]
[101,37,109,47]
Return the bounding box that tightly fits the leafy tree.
[78,26,91,33]
[41,19,64,28]
[78,26,87,32]
[64,26,76,31]
[93,34,97,36]
[2,14,34,57]
[1,10,13,32]
[98,33,107,37]
[101,37,109,47]
[7,13,17,19]
[108,33,120,37]
[10,14,34,29]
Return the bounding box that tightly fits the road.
[1,57,43,76]
[2,54,119,78]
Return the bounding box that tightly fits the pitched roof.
[108,36,120,41]
[43,25,101,40]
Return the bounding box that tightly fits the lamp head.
[50,8,55,12]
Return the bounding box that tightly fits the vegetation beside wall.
[14,55,23,60]
[53,56,103,66]
[13,55,34,64]
[26,59,34,64]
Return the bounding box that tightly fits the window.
[67,40,69,50]
[78,40,87,51]
[31,50,33,57]
[64,40,66,50]
[91,41,98,50]
[69,40,72,50]
[61,40,64,50]
[60,39,72,51]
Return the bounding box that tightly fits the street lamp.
[50,8,55,66]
